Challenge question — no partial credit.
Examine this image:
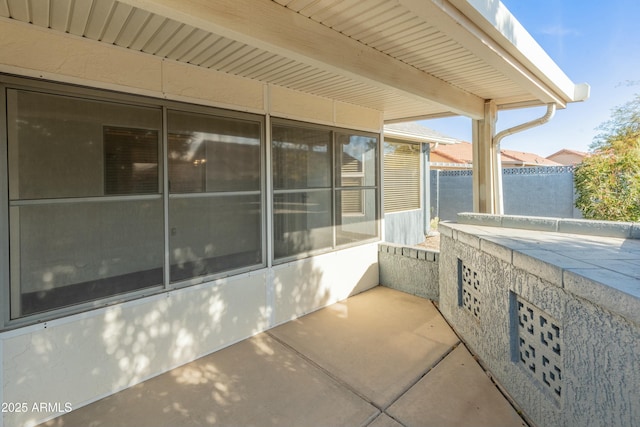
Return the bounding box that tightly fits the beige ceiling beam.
[118,0,486,119]
[399,0,582,109]
[454,0,589,104]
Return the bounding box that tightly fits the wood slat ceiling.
[0,0,530,120]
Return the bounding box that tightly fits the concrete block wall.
[384,209,426,246]
[378,243,439,300]
[437,217,640,427]
[430,167,581,221]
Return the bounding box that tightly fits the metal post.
[422,142,431,234]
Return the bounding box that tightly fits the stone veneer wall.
[437,215,640,427]
[378,243,439,300]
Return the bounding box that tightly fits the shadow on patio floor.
[40,286,526,427]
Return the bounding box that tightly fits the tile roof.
[430,141,562,166]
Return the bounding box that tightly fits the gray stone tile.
[456,230,481,249]
[557,248,640,261]
[456,212,502,227]
[269,287,460,409]
[479,235,542,250]
[565,267,640,298]
[512,250,564,286]
[502,215,558,232]
[387,345,526,427]
[564,268,640,325]
[479,238,512,263]
[557,218,632,238]
[518,249,595,269]
[579,258,640,277]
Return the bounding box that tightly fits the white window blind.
[383,141,420,213]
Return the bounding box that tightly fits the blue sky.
[420,0,640,157]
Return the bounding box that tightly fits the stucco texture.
[438,225,640,427]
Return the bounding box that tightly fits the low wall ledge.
[456,212,640,239]
[378,243,439,262]
[440,217,640,327]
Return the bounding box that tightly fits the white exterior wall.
[3,244,379,427]
[0,19,382,427]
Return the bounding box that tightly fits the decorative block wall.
[458,260,481,321]
[515,295,563,404]
[378,243,439,300]
[438,219,640,427]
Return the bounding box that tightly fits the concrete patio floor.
[39,286,527,427]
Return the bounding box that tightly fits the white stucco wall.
[0,19,382,427]
[2,243,379,427]
[2,272,269,427]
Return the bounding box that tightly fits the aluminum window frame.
[165,107,265,285]
[0,75,267,330]
[271,118,380,264]
[0,81,10,329]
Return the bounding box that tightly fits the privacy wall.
[431,167,581,221]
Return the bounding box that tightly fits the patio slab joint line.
[379,342,459,413]
[266,326,460,415]
[434,311,535,427]
[265,329,381,409]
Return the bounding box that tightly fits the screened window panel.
[273,190,333,259]
[8,90,161,200]
[104,127,159,195]
[272,125,331,190]
[169,194,262,282]
[335,133,377,188]
[336,189,377,245]
[7,89,164,319]
[168,110,261,193]
[272,122,379,259]
[4,82,268,323]
[383,142,421,212]
[11,199,164,317]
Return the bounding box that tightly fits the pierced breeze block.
[516,295,563,403]
[458,260,481,321]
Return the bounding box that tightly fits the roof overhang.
[384,123,461,145]
[0,0,589,122]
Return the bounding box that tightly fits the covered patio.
[0,1,595,427]
[38,286,526,427]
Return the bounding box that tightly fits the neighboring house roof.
[501,149,561,166]
[546,149,588,165]
[0,0,589,122]
[430,141,561,167]
[384,123,460,145]
[430,141,474,165]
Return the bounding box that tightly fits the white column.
[471,100,499,213]
[422,142,431,233]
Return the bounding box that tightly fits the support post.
[422,142,431,234]
[471,100,499,213]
